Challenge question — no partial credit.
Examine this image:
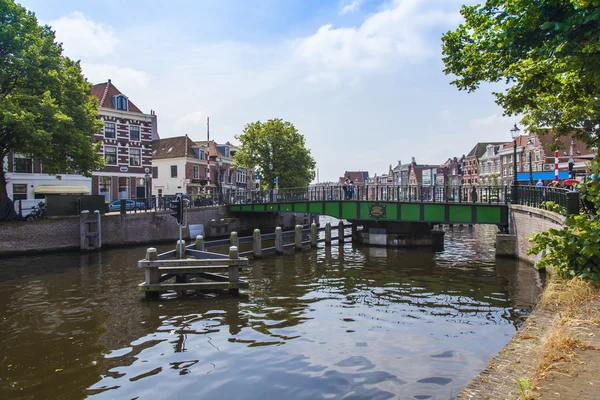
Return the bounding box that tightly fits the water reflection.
[0,224,543,400]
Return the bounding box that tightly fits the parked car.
[108,199,146,212]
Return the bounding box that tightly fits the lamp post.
[269,161,273,202]
[217,156,224,204]
[510,123,520,204]
[568,155,575,179]
[144,173,150,198]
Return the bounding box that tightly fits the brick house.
[463,142,503,187]
[90,80,158,201]
[151,136,208,197]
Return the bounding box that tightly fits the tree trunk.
[0,156,7,199]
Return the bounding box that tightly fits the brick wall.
[510,204,565,263]
[0,207,224,256]
[0,207,308,256]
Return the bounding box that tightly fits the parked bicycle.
[27,201,46,220]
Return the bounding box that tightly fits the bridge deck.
[229,200,508,226]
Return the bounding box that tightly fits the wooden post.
[325,222,332,246]
[145,248,159,299]
[253,229,262,258]
[275,226,283,255]
[295,224,303,251]
[80,210,89,250]
[194,235,205,251]
[230,231,239,248]
[94,210,102,249]
[310,222,317,247]
[175,240,186,259]
[229,246,240,296]
[338,221,344,245]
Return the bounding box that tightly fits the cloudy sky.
[20,0,519,182]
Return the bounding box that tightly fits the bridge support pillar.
[352,221,445,251]
[495,234,516,258]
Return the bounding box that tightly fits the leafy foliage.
[442,0,600,148]
[528,158,600,281]
[0,0,103,198]
[234,119,316,189]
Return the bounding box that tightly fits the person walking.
[348,180,355,200]
[536,179,544,187]
[343,178,349,200]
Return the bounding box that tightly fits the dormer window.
[114,95,128,111]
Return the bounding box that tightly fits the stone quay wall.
[510,204,565,264]
[0,207,310,256]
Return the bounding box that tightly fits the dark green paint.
[424,205,445,222]
[401,204,421,221]
[449,206,472,223]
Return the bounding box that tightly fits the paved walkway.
[458,299,600,400]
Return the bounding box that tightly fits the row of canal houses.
[340,133,596,192]
[4,80,253,203]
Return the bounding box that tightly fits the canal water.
[0,223,543,400]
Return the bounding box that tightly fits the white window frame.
[129,148,141,167]
[129,124,141,142]
[104,146,117,165]
[193,165,199,179]
[104,122,116,139]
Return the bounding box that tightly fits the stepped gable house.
[91,80,158,201]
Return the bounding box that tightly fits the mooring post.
[253,229,262,258]
[145,247,159,299]
[80,210,89,250]
[310,222,317,248]
[94,210,102,249]
[175,240,186,259]
[228,246,240,296]
[194,235,205,251]
[275,226,284,254]
[338,221,344,245]
[295,224,303,251]
[325,222,332,246]
[230,231,239,248]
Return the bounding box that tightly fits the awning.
[33,185,91,195]
[516,172,570,182]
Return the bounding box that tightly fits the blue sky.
[20,0,519,183]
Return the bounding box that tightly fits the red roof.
[91,80,143,114]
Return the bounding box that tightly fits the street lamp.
[268,161,273,202]
[144,173,150,198]
[568,155,575,179]
[510,123,520,204]
[526,139,534,185]
[217,156,224,204]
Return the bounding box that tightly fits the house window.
[129,125,140,141]
[13,154,33,173]
[193,165,199,179]
[152,166,158,179]
[171,165,177,178]
[118,177,129,199]
[104,122,116,139]
[13,184,27,201]
[129,148,141,166]
[535,151,541,162]
[115,95,128,111]
[104,146,117,165]
[99,177,111,202]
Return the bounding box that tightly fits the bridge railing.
[225,185,511,205]
[513,185,580,214]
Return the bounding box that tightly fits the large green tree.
[442,0,600,148]
[234,119,316,189]
[0,0,103,202]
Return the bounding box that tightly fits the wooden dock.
[138,221,352,299]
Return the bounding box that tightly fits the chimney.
[151,110,160,140]
[411,157,416,164]
[107,79,111,84]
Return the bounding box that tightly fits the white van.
[14,199,45,217]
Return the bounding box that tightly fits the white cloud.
[294,0,461,82]
[81,63,150,88]
[50,12,118,59]
[340,0,363,15]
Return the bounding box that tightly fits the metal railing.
[110,184,580,216]
[514,185,580,215]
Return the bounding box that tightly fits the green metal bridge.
[227,185,512,227]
